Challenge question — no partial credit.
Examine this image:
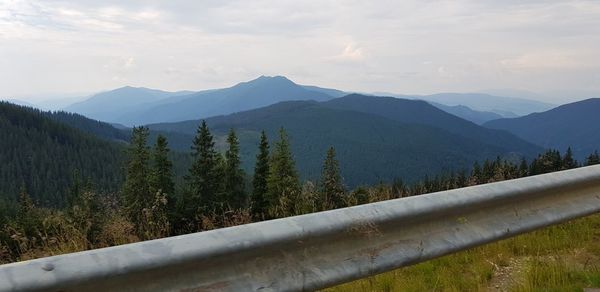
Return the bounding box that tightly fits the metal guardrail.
[1,165,600,291]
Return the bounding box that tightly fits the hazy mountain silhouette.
[484,98,600,159]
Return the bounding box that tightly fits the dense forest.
[0,102,125,207]
[1,108,598,263]
[148,96,543,186]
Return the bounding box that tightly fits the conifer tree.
[149,134,175,233]
[15,186,42,240]
[586,150,600,166]
[224,129,246,209]
[150,135,175,198]
[319,146,346,210]
[122,126,151,236]
[266,128,300,217]
[17,186,34,224]
[518,158,529,177]
[251,131,270,219]
[67,170,82,209]
[562,147,578,169]
[187,120,223,213]
[470,162,482,185]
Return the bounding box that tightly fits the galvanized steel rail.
[1,165,600,291]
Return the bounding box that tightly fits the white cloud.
[330,44,365,62]
[1,0,600,101]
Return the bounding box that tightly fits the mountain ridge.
[484,98,600,159]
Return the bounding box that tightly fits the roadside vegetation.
[1,119,599,291]
[326,213,600,291]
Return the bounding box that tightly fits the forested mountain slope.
[149,98,542,186]
[0,102,125,207]
[428,102,503,124]
[321,94,542,157]
[484,98,600,159]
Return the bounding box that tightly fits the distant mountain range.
[64,86,194,124]
[55,76,556,126]
[417,92,555,116]
[428,102,503,125]
[61,76,347,126]
[149,94,542,186]
[126,76,335,125]
[484,98,600,159]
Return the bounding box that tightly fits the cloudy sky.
[1,0,600,103]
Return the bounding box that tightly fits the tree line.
[120,121,348,238]
[1,118,599,262]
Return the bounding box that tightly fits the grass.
[325,213,600,292]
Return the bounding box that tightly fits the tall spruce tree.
[150,134,175,233]
[122,126,151,235]
[266,128,300,217]
[187,120,223,213]
[252,131,270,219]
[586,150,600,166]
[562,147,578,169]
[224,129,246,209]
[319,146,346,210]
[518,158,529,177]
[471,162,482,185]
[150,135,175,197]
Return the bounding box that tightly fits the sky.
[1,0,600,104]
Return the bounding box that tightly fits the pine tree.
[17,186,34,223]
[224,129,246,209]
[562,147,578,169]
[585,150,600,166]
[266,128,300,217]
[251,131,270,219]
[149,134,175,234]
[518,158,529,177]
[16,186,40,238]
[67,169,82,209]
[470,162,482,185]
[150,135,175,198]
[319,146,346,210]
[122,126,151,236]
[187,120,223,213]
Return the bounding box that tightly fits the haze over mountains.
[2,74,599,190]
[428,102,503,125]
[484,98,600,160]
[62,76,342,126]
[389,92,555,117]
[64,86,194,124]
[53,75,558,127]
[148,94,542,185]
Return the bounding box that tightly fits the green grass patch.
[325,214,600,291]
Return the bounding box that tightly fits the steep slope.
[129,76,334,125]
[0,102,125,207]
[322,94,542,157]
[44,111,130,143]
[484,98,600,159]
[300,85,347,98]
[1,99,38,108]
[64,86,193,123]
[428,102,503,124]
[149,99,542,186]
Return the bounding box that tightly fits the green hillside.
[485,98,600,159]
[149,100,536,186]
[0,102,125,207]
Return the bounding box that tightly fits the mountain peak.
[245,75,296,86]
